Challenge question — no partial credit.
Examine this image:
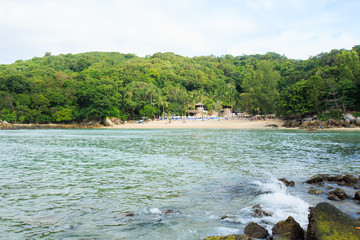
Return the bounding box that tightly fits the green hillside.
[1,47,359,123]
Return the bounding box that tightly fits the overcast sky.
[1,0,359,64]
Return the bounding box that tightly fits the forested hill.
[0,47,360,123]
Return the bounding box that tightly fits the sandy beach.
[105,119,286,129]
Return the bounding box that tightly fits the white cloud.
[0,0,359,63]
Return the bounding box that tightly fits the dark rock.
[354,184,360,189]
[355,191,360,200]
[306,174,359,187]
[279,178,295,187]
[272,216,305,240]
[203,234,253,240]
[327,193,341,201]
[306,174,330,185]
[163,209,174,214]
[291,121,301,128]
[251,205,272,217]
[244,222,269,239]
[283,121,292,128]
[266,124,279,128]
[342,174,359,186]
[328,188,349,200]
[307,202,360,240]
[308,189,323,195]
[125,212,135,217]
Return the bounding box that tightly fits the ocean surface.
[0,129,359,239]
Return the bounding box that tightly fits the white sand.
[104,119,286,129]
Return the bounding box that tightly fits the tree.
[241,60,280,114]
[140,105,157,119]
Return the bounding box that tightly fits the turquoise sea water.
[0,129,359,239]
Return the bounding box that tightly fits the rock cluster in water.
[205,176,360,240]
[205,202,360,240]
[306,174,360,202]
[283,113,360,129]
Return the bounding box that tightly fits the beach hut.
[195,102,205,114]
[221,105,232,119]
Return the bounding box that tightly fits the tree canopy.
[0,48,359,123]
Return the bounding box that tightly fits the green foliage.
[52,107,73,122]
[241,60,280,114]
[0,108,17,122]
[0,48,359,122]
[140,105,157,119]
[317,111,344,121]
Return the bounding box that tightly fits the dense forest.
[0,46,360,123]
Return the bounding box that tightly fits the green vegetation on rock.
[307,202,360,240]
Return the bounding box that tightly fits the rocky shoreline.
[283,113,360,130]
[205,174,360,240]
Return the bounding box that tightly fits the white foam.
[215,227,241,235]
[149,208,162,215]
[243,178,310,229]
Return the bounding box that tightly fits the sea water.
[0,129,359,239]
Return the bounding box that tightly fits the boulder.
[306,202,360,240]
[291,121,301,128]
[203,235,253,240]
[279,178,295,187]
[272,216,305,240]
[355,191,360,200]
[308,189,323,195]
[103,118,114,126]
[327,188,349,200]
[327,193,341,201]
[344,113,356,123]
[306,174,330,185]
[244,222,269,239]
[306,174,359,187]
[283,121,292,128]
[356,117,360,126]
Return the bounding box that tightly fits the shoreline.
[1,119,360,130]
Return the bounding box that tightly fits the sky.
[0,0,359,64]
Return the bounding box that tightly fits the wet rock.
[272,216,305,240]
[244,222,269,239]
[251,205,272,217]
[306,174,359,187]
[354,184,360,189]
[306,174,330,185]
[355,191,360,200]
[203,234,253,240]
[125,212,135,217]
[308,189,323,195]
[328,188,349,200]
[163,209,175,214]
[327,193,341,201]
[279,178,295,187]
[307,202,360,240]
